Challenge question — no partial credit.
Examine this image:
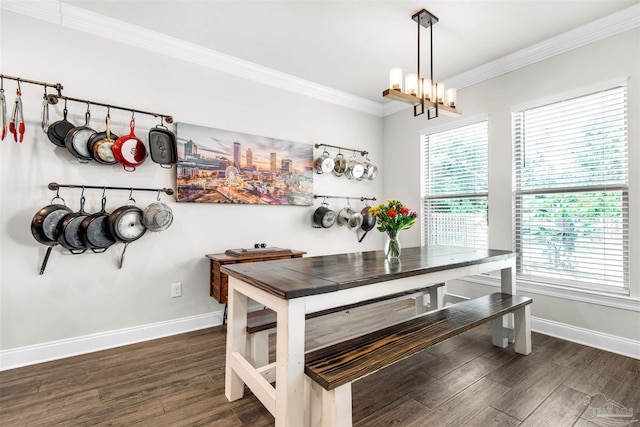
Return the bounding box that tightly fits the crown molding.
[2,1,638,118]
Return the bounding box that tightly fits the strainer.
[143,198,173,232]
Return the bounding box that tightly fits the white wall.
[383,29,640,349]
[0,11,384,366]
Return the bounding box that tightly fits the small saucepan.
[31,195,73,274]
[113,118,147,172]
[337,200,363,230]
[333,152,347,177]
[314,150,334,175]
[312,201,336,228]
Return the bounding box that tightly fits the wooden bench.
[244,283,446,367]
[304,292,532,427]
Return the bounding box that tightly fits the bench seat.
[304,292,532,426]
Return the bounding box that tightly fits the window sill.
[459,275,640,312]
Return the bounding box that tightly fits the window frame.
[511,80,629,294]
[420,117,489,249]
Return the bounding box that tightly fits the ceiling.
[61,0,640,104]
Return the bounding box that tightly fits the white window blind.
[513,86,628,291]
[422,121,488,248]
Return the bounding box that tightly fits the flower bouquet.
[369,199,418,259]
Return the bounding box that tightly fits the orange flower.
[387,209,398,218]
[400,206,409,215]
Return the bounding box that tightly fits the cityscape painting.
[175,123,314,205]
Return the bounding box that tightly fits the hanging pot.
[345,153,365,180]
[87,113,119,165]
[358,204,377,242]
[47,100,74,147]
[31,196,73,274]
[142,200,173,232]
[332,152,347,177]
[312,202,336,228]
[337,201,363,230]
[64,107,95,163]
[148,122,177,168]
[113,119,147,172]
[80,195,116,252]
[363,160,378,180]
[56,193,89,254]
[108,197,147,269]
[314,150,335,174]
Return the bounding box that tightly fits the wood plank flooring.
[1,300,638,426]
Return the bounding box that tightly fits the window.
[421,121,488,248]
[513,85,628,292]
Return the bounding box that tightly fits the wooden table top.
[222,245,514,300]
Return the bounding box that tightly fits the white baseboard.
[0,311,224,371]
[2,307,638,371]
[531,316,640,360]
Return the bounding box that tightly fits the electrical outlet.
[171,282,182,298]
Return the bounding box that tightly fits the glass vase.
[384,230,401,260]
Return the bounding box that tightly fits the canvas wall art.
[176,123,314,205]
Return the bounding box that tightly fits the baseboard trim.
[531,316,640,360]
[0,311,224,371]
[2,306,637,371]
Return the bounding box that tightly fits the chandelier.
[382,9,461,119]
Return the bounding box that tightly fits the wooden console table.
[205,248,306,304]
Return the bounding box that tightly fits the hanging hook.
[156,189,162,202]
[101,187,107,199]
[16,79,21,93]
[0,75,4,92]
[131,110,135,121]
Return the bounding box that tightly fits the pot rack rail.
[0,73,173,124]
[0,73,63,96]
[48,182,175,196]
[314,194,376,202]
[314,143,368,157]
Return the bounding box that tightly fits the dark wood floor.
[1,301,638,426]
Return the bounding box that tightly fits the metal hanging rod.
[314,194,376,202]
[0,74,64,96]
[0,73,173,123]
[48,182,174,196]
[53,95,173,124]
[314,143,368,157]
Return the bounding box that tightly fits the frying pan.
[113,119,147,172]
[47,100,74,147]
[358,204,377,243]
[31,195,73,274]
[108,199,147,268]
[80,195,116,252]
[64,108,95,163]
[88,114,119,165]
[56,193,89,254]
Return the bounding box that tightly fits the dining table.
[223,245,517,427]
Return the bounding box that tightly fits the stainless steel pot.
[313,203,336,228]
[332,153,347,177]
[337,202,363,230]
[314,150,335,175]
